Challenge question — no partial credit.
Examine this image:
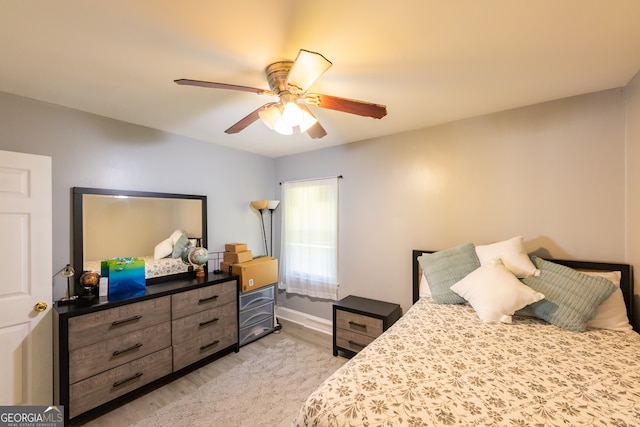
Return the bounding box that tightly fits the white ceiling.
[2,1,640,158]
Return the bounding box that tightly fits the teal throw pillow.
[171,233,191,258]
[521,256,617,332]
[418,242,481,304]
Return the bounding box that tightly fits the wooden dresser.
[171,280,237,370]
[54,272,239,424]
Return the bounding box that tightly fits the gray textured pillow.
[521,256,617,332]
[417,243,481,304]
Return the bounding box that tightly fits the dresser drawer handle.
[348,340,366,350]
[200,339,220,351]
[112,372,143,388]
[111,315,142,326]
[198,295,219,304]
[112,343,143,356]
[199,317,219,327]
[348,321,367,331]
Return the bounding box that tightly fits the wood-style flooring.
[77,320,333,426]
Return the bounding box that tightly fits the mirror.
[73,187,207,285]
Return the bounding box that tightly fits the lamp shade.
[250,200,269,210]
[267,200,280,210]
[61,264,75,278]
[258,104,281,130]
[281,101,304,127]
[259,104,293,135]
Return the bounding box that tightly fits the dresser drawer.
[172,323,238,371]
[68,322,171,384]
[171,302,237,345]
[335,329,377,354]
[171,280,236,319]
[336,310,383,338]
[68,347,172,419]
[68,297,171,350]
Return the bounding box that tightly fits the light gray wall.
[275,89,628,321]
[1,87,635,322]
[625,70,640,328]
[0,92,276,300]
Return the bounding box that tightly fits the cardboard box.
[223,250,253,264]
[220,261,234,275]
[232,257,278,293]
[225,243,248,252]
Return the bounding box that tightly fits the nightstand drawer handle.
[199,295,219,304]
[348,321,367,331]
[199,317,219,327]
[112,372,143,387]
[111,315,142,326]
[200,339,220,351]
[112,342,143,356]
[348,340,366,350]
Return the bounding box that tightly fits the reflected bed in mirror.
[72,187,207,285]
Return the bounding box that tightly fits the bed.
[293,242,640,426]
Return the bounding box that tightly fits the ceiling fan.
[174,49,387,139]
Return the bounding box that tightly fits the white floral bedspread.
[293,298,640,426]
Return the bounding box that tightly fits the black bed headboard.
[412,249,635,330]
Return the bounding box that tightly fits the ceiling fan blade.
[285,49,332,93]
[306,121,327,139]
[310,93,387,119]
[175,79,273,95]
[224,104,271,134]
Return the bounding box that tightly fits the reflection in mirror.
[73,187,207,285]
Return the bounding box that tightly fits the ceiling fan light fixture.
[299,109,318,133]
[258,104,281,130]
[282,102,303,127]
[274,120,293,135]
[176,48,385,139]
[280,93,304,127]
[259,103,294,135]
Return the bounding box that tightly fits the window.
[278,177,339,299]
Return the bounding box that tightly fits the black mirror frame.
[72,187,208,288]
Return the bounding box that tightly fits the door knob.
[34,301,48,312]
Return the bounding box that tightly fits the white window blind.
[278,177,339,300]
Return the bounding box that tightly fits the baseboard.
[275,306,332,336]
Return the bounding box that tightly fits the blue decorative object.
[102,257,146,296]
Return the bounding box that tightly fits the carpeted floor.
[129,338,346,427]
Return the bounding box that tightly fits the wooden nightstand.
[333,295,402,357]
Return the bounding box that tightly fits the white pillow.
[475,236,540,278]
[580,271,632,331]
[169,229,184,244]
[154,237,173,259]
[419,273,431,297]
[451,259,545,323]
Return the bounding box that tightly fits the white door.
[0,150,52,405]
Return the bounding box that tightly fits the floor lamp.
[267,200,280,256]
[263,200,282,332]
[250,200,269,256]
